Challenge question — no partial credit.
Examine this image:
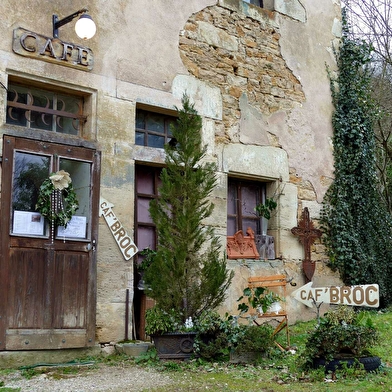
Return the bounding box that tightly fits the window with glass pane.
[11,151,51,236]
[135,109,176,148]
[135,165,162,255]
[227,179,266,236]
[243,0,263,6]
[57,158,91,239]
[6,83,86,135]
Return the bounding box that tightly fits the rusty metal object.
[227,227,260,259]
[291,207,322,282]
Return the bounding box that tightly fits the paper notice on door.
[57,215,87,239]
[13,211,45,235]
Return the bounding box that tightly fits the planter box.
[152,332,196,360]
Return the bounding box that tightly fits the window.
[6,83,86,135]
[10,144,92,240]
[135,109,176,148]
[227,179,266,236]
[243,0,263,6]
[134,165,162,253]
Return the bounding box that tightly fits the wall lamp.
[53,8,96,40]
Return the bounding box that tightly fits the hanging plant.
[36,170,79,228]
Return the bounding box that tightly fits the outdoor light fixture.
[52,8,96,40]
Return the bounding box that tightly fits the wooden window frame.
[134,165,162,256]
[135,109,176,148]
[227,178,266,236]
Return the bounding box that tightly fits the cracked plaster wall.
[0,0,343,340]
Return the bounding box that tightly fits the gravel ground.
[1,363,173,392]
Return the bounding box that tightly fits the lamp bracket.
[53,8,88,38]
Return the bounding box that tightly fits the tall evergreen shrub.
[144,95,233,322]
[321,12,392,305]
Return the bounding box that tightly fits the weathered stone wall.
[179,2,305,144]
[175,0,342,323]
[0,0,342,348]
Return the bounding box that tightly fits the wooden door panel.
[0,135,100,351]
[5,329,88,350]
[7,248,46,328]
[52,252,89,328]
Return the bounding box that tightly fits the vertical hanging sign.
[99,197,138,260]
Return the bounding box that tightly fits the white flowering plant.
[145,306,197,336]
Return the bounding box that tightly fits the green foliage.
[321,11,392,305]
[237,286,281,314]
[192,310,274,360]
[233,324,274,354]
[193,311,232,360]
[301,306,379,370]
[144,95,233,324]
[134,348,159,365]
[144,307,184,336]
[255,198,277,220]
[137,247,157,272]
[36,178,79,227]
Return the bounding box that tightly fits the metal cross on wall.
[291,207,322,282]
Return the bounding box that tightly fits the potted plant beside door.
[143,95,233,359]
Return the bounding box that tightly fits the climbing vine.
[321,11,392,306]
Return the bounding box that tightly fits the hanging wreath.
[36,170,79,228]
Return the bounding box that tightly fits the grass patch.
[1,310,392,391]
[137,309,392,391]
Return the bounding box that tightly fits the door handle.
[86,240,96,251]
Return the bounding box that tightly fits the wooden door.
[0,136,100,350]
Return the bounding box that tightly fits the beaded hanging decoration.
[36,170,79,241]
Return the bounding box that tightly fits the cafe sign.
[13,27,94,71]
[292,282,379,308]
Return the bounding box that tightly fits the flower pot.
[313,355,381,373]
[115,341,150,357]
[152,332,197,360]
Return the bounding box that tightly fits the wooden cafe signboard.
[292,282,379,308]
[12,27,94,71]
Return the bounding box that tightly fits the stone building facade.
[0,0,342,360]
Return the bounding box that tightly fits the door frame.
[0,134,101,350]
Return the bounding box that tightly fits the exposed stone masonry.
[179,3,305,143]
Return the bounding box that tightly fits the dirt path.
[2,363,173,392]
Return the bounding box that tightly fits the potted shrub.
[301,305,381,373]
[229,324,274,364]
[143,95,234,359]
[193,310,231,361]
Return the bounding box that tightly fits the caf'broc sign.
[292,282,379,308]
